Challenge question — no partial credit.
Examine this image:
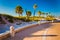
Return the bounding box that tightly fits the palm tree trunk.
[26,15,27,19]
[19,14,20,18]
[39,15,40,18]
[21,14,23,16]
[33,9,36,21]
[21,14,23,18]
[34,10,35,16]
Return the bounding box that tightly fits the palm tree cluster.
[15,4,55,21]
[15,5,23,17]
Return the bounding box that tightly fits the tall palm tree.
[38,11,41,17]
[33,4,37,16]
[33,4,37,20]
[26,11,31,19]
[15,5,23,17]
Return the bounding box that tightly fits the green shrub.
[25,19,31,22]
[8,19,14,23]
[34,20,39,22]
[1,21,6,24]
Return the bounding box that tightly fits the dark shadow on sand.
[25,35,58,37]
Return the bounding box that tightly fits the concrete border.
[0,23,38,40]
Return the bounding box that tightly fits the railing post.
[10,26,15,37]
[38,21,40,25]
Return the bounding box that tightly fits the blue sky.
[0,0,60,16]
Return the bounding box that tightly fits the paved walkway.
[5,23,60,40]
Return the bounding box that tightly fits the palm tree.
[33,4,37,20]
[46,12,51,16]
[47,15,55,21]
[38,11,41,17]
[49,12,51,15]
[26,11,31,19]
[46,13,49,16]
[15,5,23,17]
[41,12,45,17]
[33,4,37,16]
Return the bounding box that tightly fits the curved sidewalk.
[5,23,60,40]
